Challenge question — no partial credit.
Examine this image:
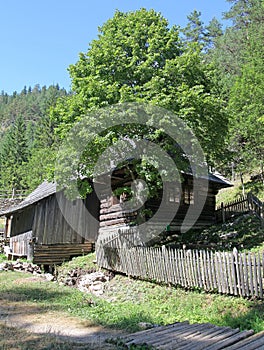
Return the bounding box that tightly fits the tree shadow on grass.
[219,300,264,333]
[1,284,72,303]
[0,323,118,350]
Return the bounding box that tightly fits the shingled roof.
[0,181,56,216]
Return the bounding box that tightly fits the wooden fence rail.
[96,239,264,299]
[215,193,263,226]
[0,189,27,199]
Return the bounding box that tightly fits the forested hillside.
[0,0,263,195]
[0,85,68,191]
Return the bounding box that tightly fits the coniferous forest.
[0,0,263,194]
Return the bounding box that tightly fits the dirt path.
[0,275,126,348]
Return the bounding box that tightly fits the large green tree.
[53,8,228,177]
[227,4,264,179]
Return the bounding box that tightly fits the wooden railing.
[0,189,27,200]
[96,238,264,299]
[215,195,249,223]
[215,193,263,226]
[248,192,264,226]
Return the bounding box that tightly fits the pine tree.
[0,116,29,191]
[182,10,205,44]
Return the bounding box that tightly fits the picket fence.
[96,240,264,299]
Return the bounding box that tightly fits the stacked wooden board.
[33,242,94,265]
[122,321,264,349]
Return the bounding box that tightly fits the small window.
[167,187,180,203]
[184,186,194,205]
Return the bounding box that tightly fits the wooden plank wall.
[10,206,35,237]
[10,231,32,258]
[33,242,94,265]
[96,239,264,299]
[32,192,99,245]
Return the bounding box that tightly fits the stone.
[45,273,55,282]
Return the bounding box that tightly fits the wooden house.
[96,167,232,246]
[0,181,99,265]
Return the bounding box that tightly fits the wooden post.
[260,206,264,228]
[221,202,225,223]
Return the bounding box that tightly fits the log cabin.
[96,166,232,246]
[0,181,99,265]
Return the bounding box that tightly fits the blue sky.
[1,1,231,94]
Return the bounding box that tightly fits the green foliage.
[0,85,68,191]
[0,254,7,263]
[0,115,29,190]
[53,9,228,198]
[0,3,263,199]
[226,1,264,176]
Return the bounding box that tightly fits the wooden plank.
[225,330,264,350]
[215,252,222,294]
[239,252,246,297]
[196,250,202,288]
[225,252,233,295]
[149,323,213,348]
[124,322,190,345]
[204,329,254,350]
[252,253,259,298]
[176,326,236,350]
[259,253,264,299]
[234,248,242,296]
[243,252,250,297]
[177,249,183,286]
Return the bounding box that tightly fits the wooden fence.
[96,239,264,299]
[215,193,263,226]
[215,195,249,223]
[0,189,27,200]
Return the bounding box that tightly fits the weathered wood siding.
[10,231,33,258]
[32,191,99,245]
[6,189,99,263]
[33,242,94,265]
[10,206,34,237]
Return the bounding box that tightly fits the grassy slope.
[178,176,264,252]
[216,176,264,205]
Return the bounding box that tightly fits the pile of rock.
[0,260,42,274]
[1,260,113,296]
[58,268,114,296]
[78,271,110,296]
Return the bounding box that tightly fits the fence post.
[11,188,16,199]
[221,202,225,223]
[261,204,264,228]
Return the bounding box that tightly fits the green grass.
[0,253,7,262]
[216,176,264,205]
[180,215,264,252]
[1,265,264,334]
[56,252,98,275]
